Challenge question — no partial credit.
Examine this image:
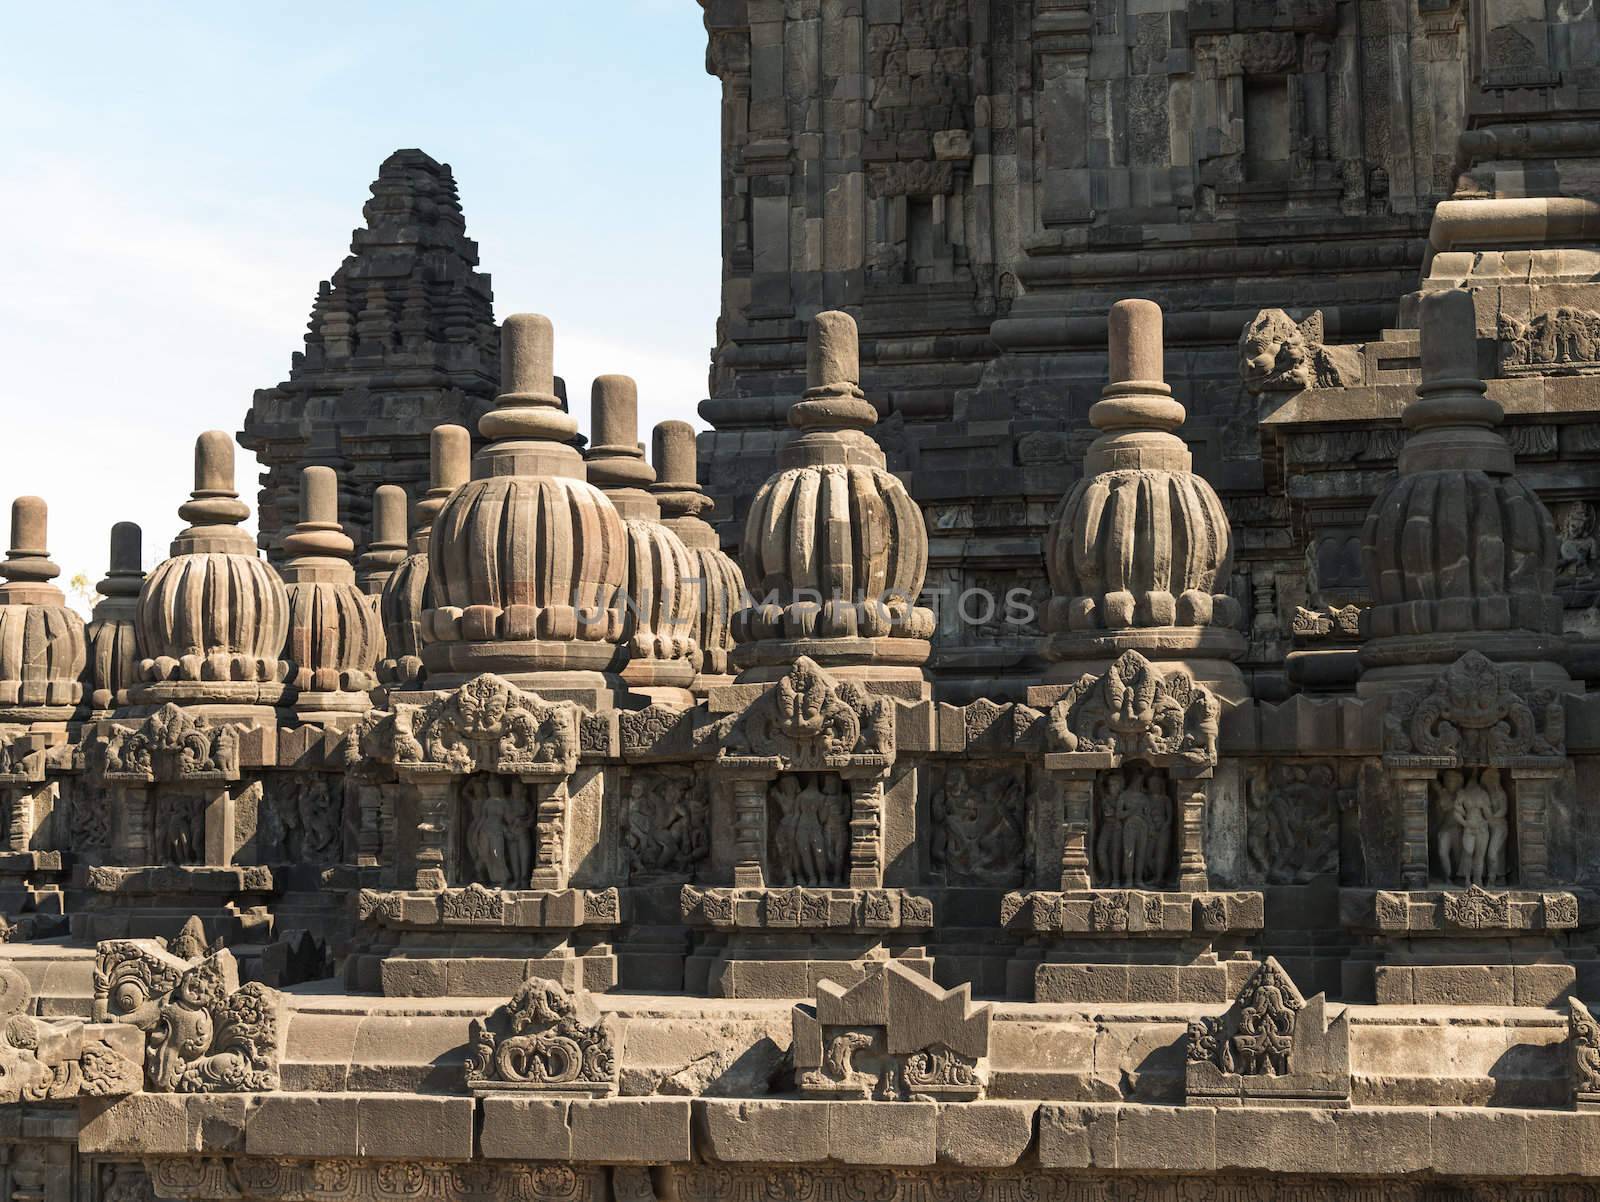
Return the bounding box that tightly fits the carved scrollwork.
[1499,307,1600,375]
[1570,997,1600,1103]
[95,939,279,1093]
[357,674,579,776]
[464,978,617,1095]
[1187,958,1301,1076]
[98,703,240,783]
[719,657,894,770]
[1048,651,1219,766]
[1384,651,1565,762]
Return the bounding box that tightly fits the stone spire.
[0,497,86,724]
[356,485,409,595]
[242,149,498,564]
[1358,288,1567,693]
[85,522,145,718]
[652,420,744,697]
[378,424,469,691]
[732,310,934,697]
[134,431,290,722]
[281,466,384,723]
[1038,300,1246,701]
[585,377,700,708]
[424,316,627,707]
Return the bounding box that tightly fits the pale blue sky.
[0,2,721,604]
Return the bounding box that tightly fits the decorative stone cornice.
[1046,649,1221,768]
[1382,650,1566,762]
[715,656,894,770]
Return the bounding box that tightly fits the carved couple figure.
[1434,767,1509,888]
[623,775,704,877]
[464,776,533,889]
[772,774,848,887]
[1094,768,1172,889]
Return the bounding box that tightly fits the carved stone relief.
[930,764,1027,886]
[621,768,708,880]
[464,978,617,1095]
[1093,765,1175,889]
[769,774,850,888]
[461,775,533,890]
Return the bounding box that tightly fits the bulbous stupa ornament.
[424,314,628,705]
[651,419,744,697]
[85,522,145,718]
[379,424,469,691]
[281,466,384,722]
[0,497,86,724]
[584,376,700,708]
[133,430,291,719]
[1358,288,1567,693]
[733,310,934,696]
[1040,299,1245,700]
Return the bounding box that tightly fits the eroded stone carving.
[362,674,579,776]
[1049,651,1220,765]
[793,961,990,1100]
[1247,762,1340,885]
[621,769,707,879]
[99,704,241,783]
[720,657,894,768]
[463,776,532,889]
[464,978,617,1095]
[1500,307,1600,374]
[1384,651,1565,761]
[930,766,1026,885]
[1093,766,1174,888]
[1433,770,1510,887]
[1239,309,1363,392]
[94,939,279,1093]
[1187,957,1350,1105]
[1570,997,1600,1106]
[769,774,850,887]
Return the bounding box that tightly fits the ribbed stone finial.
[284,466,354,560]
[587,375,655,494]
[653,421,698,488]
[2,497,57,584]
[97,522,144,599]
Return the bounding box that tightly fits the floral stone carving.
[793,960,991,1100]
[97,703,241,783]
[1048,651,1220,766]
[1570,997,1600,1107]
[1499,307,1600,375]
[718,656,894,769]
[359,673,580,776]
[1186,957,1350,1106]
[1383,651,1565,762]
[464,977,618,1095]
[0,964,140,1102]
[93,938,279,1092]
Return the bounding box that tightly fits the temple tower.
[378,424,470,692]
[133,431,291,725]
[424,315,628,707]
[651,420,744,698]
[0,498,86,727]
[281,466,384,724]
[1036,299,1246,703]
[732,310,934,699]
[584,377,700,709]
[1358,288,1568,694]
[84,523,145,720]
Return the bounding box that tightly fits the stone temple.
[4,2,1600,1200]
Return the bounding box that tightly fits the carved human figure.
[1454,770,1494,889]
[1094,773,1125,886]
[1119,771,1152,887]
[1434,769,1465,883]
[793,775,828,886]
[153,795,202,865]
[1142,773,1172,886]
[1482,767,1509,885]
[772,776,801,883]
[1557,503,1597,583]
[464,776,532,889]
